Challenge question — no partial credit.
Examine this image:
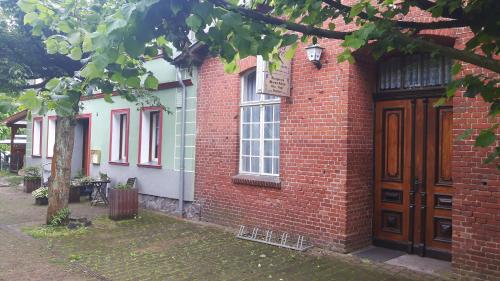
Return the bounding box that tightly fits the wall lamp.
[305,44,324,69]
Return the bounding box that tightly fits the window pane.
[251,157,259,173]
[244,71,258,102]
[404,55,421,88]
[264,140,273,156]
[242,140,250,155]
[273,105,280,121]
[251,106,260,122]
[251,140,259,156]
[251,124,260,139]
[241,156,250,172]
[264,105,273,122]
[264,123,273,139]
[264,157,272,174]
[242,124,250,139]
[242,107,251,122]
[274,123,280,139]
[273,158,279,174]
[273,141,279,156]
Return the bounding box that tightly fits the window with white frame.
[139,108,162,166]
[240,70,280,176]
[109,109,129,163]
[32,117,43,157]
[47,117,56,158]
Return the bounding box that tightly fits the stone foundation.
[138,194,201,219]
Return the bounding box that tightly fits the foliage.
[23,225,88,239]
[71,176,95,187]
[16,0,500,167]
[49,207,71,226]
[114,182,132,190]
[31,186,48,198]
[99,172,110,181]
[23,165,41,179]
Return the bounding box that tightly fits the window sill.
[137,163,162,169]
[109,161,130,166]
[232,174,281,189]
[32,155,42,158]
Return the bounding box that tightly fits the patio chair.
[126,177,137,188]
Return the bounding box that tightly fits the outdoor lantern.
[305,44,324,69]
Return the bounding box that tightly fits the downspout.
[176,67,187,216]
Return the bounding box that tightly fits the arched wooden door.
[374,97,453,260]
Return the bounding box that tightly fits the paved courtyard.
[0,175,448,281]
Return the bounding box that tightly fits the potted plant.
[70,176,95,203]
[23,166,41,193]
[109,180,138,220]
[32,186,48,205]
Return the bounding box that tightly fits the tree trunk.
[46,115,76,224]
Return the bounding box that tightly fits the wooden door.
[374,98,453,260]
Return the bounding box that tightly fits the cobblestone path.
[0,176,445,281]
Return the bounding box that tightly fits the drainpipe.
[176,67,187,216]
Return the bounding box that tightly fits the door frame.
[372,89,452,261]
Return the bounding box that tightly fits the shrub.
[49,207,71,226]
[32,186,48,199]
[24,166,41,180]
[71,176,95,187]
[114,182,131,190]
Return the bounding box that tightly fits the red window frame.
[137,106,163,168]
[109,109,130,166]
[46,116,57,159]
[31,116,43,157]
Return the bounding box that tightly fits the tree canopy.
[14,0,500,159]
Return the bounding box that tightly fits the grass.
[23,225,89,239]
[0,170,23,186]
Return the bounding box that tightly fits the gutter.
[176,67,187,216]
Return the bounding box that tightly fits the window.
[240,70,280,176]
[378,54,452,91]
[138,107,162,167]
[109,109,130,164]
[32,117,43,157]
[46,116,57,158]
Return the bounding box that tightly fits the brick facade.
[194,21,499,281]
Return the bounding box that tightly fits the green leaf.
[328,23,335,30]
[45,78,60,90]
[23,12,38,25]
[452,62,461,75]
[69,47,82,60]
[19,90,42,112]
[126,76,141,88]
[457,129,473,141]
[186,14,203,31]
[337,49,354,64]
[58,21,72,33]
[144,75,159,90]
[284,43,298,60]
[350,2,365,18]
[281,34,298,47]
[45,38,58,54]
[80,63,103,80]
[170,1,183,15]
[145,46,158,57]
[58,41,70,54]
[223,59,239,73]
[82,34,93,52]
[475,129,496,148]
[124,37,145,57]
[103,94,114,103]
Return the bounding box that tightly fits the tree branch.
[209,0,500,74]
[410,0,465,20]
[322,0,465,29]
[208,0,349,39]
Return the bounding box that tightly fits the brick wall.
[194,11,499,281]
[195,39,374,252]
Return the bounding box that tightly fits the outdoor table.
[90,180,110,206]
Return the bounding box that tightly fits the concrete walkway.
[0,176,450,281]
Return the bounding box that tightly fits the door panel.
[374,100,413,245]
[425,99,453,254]
[374,98,453,259]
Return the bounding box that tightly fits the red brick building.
[193,21,499,281]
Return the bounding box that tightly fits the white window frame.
[46,116,57,158]
[109,109,130,164]
[31,117,43,157]
[239,69,280,176]
[138,107,163,167]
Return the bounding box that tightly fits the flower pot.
[24,178,41,193]
[35,197,48,205]
[109,188,138,220]
[69,187,80,203]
